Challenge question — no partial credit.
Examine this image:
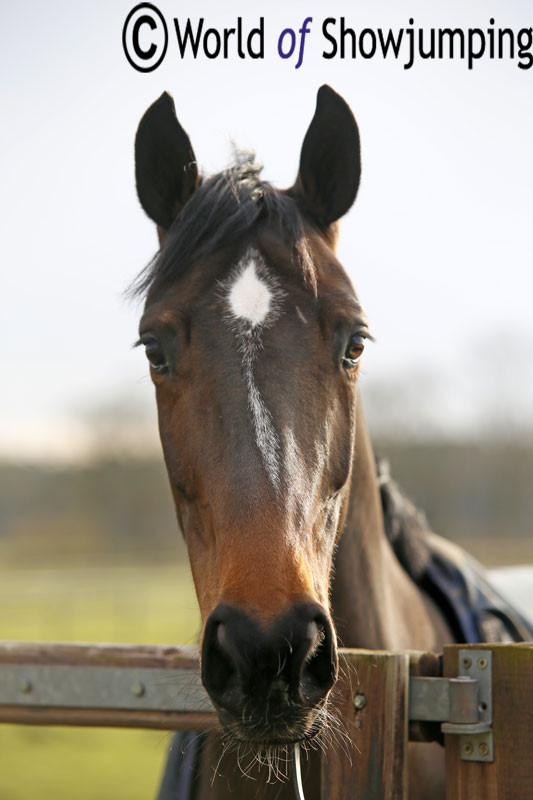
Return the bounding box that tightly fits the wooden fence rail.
[0,641,531,799]
[0,642,216,731]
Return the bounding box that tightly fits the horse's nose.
[201,603,337,720]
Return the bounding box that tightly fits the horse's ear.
[135,92,199,230]
[294,85,361,228]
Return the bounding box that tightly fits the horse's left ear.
[135,92,199,230]
[293,85,361,229]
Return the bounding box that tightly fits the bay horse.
[132,86,527,799]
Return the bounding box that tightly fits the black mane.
[131,153,314,300]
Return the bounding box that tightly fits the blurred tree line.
[0,458,183,564]
[0,439,531,566]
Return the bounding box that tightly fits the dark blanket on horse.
[157,460,533,799]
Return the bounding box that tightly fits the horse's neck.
[331,397,449,651]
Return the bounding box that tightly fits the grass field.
[0,562,200,800]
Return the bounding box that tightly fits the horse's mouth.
[224,725,323,747]
[217,705,325,747]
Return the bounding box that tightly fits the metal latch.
[409,649,493,762]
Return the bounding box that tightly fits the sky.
[1,0,533,459]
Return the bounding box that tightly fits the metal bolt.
[462,657,472,670]
[354,693,367,711]
[462,742,473,756]
[19,679,32,694]
[131,682,145,697]
[477,657,488,670]
[479,742,489,757]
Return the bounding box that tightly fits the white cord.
[292,743,306,800]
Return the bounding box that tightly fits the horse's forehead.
[143,226,358,328]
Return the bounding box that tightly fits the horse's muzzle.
[201,602,337,742]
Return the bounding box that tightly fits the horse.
[132,86,530,799]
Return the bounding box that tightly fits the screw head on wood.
[354,693,366,710]
[479,742,489,757]
[462,742,473,756]
[131,682,145,697]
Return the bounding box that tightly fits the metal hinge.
[409,649,493,762]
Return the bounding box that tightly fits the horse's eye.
[343,334,365,368]
[143,338,168,375]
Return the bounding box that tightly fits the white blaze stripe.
[225,250,283,489]
[246,377,281,489]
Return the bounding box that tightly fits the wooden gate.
[0,642,531,798]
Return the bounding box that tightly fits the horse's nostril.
[307,620,319,642]
[201,618,239,710]
[216,621,228,652]
[300,617,337,705]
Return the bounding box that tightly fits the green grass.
[0,727,176,800]
[0,563,200,800]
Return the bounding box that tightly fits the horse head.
[134,86,369,746]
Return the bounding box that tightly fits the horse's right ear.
[135,92,199,230]
[293,85,361,230]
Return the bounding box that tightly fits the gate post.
[321,650,410,800]
[443,643,533,800]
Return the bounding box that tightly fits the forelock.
[130,152,315,300]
